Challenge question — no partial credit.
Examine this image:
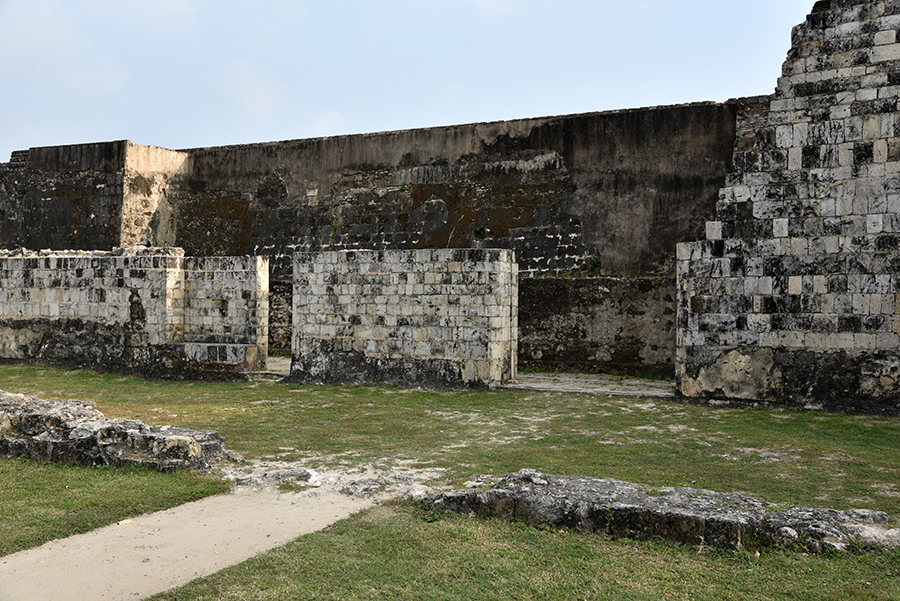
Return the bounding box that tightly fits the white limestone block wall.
[0,247,268,375]
[182,256,269,368]
[290,249,517,388]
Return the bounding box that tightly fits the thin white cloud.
[468,0,519,16]
[221,61,289,122]
[312,110,347,137]
[0,0,128,95]
[78,0,206,34]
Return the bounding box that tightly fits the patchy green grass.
[0,457,228,556]
[2,364,898,514]
[146,503,900,601]
[1,363,900,598]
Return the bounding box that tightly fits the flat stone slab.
[0,390,233,471]
[428,469,900,552]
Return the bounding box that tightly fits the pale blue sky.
[0,0,814,161]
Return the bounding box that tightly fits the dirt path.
[0,464,432,601]
[0,487,369,601]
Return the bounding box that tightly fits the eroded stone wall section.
[519,277,676,378]
[0,247,268,376]
[0,142,128,251]
[677,0,900,411]
[289,249,517,388]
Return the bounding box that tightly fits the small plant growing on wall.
[584,255,602,273]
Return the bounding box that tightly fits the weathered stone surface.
[428,469,900,552]
[267,280,292,353]
[2,104,742,280]
[519,277,676,377]
[0,247,268,379]
[288,249,517,389]
[1,100,761,375]
[0,390,233,472]
[176,102,740,280]
[677,1,900,410]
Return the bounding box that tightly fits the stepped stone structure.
[677,0,900,411]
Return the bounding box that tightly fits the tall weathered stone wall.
[173,103,741,280]
[0,98,771,378]
[677,0,900,412]
[289,249,517,389]
[0,247,268,376]
[0,142,128,251]
[0,142,190,252]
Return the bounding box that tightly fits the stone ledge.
[427,469,900,553]
[0,390,236,472]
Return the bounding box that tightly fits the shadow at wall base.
[285,351,502,390]
[677,347,900,416]
[519,360,673,380]
[0,319,261,382]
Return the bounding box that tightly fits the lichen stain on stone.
[682,349,783,401]
[405,182,564,248]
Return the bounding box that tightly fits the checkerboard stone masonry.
[289,249,517,388]
[677,0,900,411]
[0,247,267,376]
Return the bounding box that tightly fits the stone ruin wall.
[0,247,268,377]
[174,103,739,280]
[174,103,743,374]
[1,102,751,375]
[0,143,128,251]
[677,0,900,412]
[0,141,188,252]
[289,249,517,389]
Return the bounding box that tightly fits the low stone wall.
[519,277,676,377]
[289,249,517,388]
[430,469,900,553]
[0,247,268,377]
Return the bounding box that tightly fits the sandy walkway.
[0,483,375,601]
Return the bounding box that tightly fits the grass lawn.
[1,363,899,598]
[0,458,228,556]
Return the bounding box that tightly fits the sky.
[0,0,815,162]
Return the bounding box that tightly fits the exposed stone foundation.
[430,469,900,553]
[0,391,234,472]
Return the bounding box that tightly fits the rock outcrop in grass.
[430,469,900,553]
[0,390,233,472]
